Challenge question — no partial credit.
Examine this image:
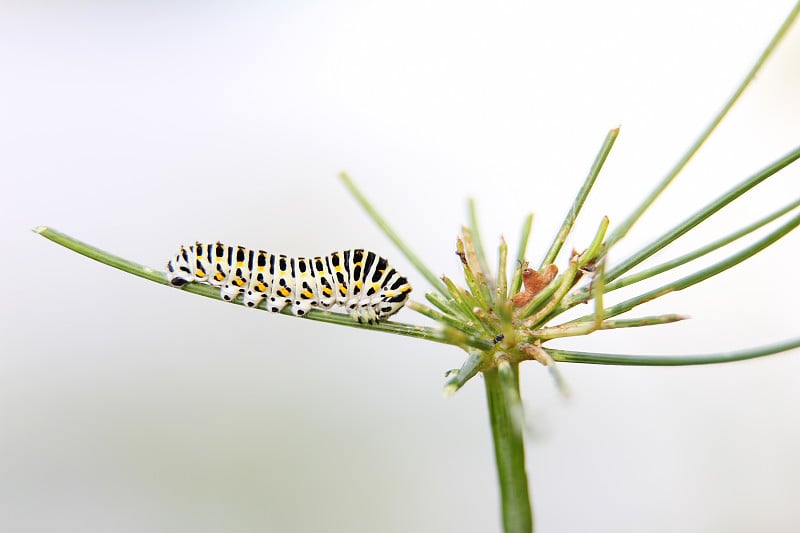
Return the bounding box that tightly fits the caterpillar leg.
[243,289,265,308]
[348,303,379,324]
[220,285,241,302]
[267,297,289,314]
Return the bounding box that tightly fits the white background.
[2,1,800,532]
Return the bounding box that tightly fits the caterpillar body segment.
[166,243,411,323]
[221,245,251,302]
[243,249,271,309]
[292,257,318,317]
[312,256,337,310]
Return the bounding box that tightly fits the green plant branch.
[468,198,496,293]
[528,314,688,341]
[579,215,610,269]
[497,237,509,301]
[443,349,487,396]
[539,127,619,268]
[442,276,491,328]
[547,336,800,366]
[602,145,800,285]
[339,172,450,297]
[459,229,495,308]
[407,300,485,337]
[575,208,800,323]
[510,213,534,296]
[604,0,800,249]
[564,196,800,308]
[424,291,476,324]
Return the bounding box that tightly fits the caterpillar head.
[166,246,194,287]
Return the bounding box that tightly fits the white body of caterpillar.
[167,243,412,324]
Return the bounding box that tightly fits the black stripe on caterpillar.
[167,243,412,324]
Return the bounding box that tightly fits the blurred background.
[2,1,799,532]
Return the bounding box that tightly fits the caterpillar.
[166,243,412,324]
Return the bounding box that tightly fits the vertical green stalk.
[485,366,533,533]
[510,213,534,296]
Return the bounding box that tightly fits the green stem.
[484,365,533,533]
[339,172,450,297]
[603,145,800,285]
[563,196,800,308]
[547,336,800,366]
[579,208,800,322]
[497,237,509,302]
[407,300,484,337]
[459,229,494,308]
[509,214,534,296]
[529,313,687,341]
[539,127,619,268]
[604,1,800,248]
[468,198,495,292]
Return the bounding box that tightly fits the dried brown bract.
[511,264,559,307]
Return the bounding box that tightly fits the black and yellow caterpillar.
[167,243,412,323]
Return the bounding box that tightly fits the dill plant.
[34,3,800,532]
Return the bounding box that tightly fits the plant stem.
[509,214,534,296]
[563,196,800,308]
[547,336,800,365]
[339,172,450,297]
[469,198,495,292]
[604,0,800,248]
[578,208,800,322]
[602,144,800,285]
[484,365,533,533]
[539,127,619,268]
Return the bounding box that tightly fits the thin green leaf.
[547,337,800,366]
[407,300,484,337]
[441,276,493,332]
[339,172,449,296]
[509,213,534,296]
[604,1,800,249]
[461,228,494,307]
[579,209,800,322]
[497,236,509,303]
[528,314,688,341]
[603,145,800,285]
[468,198,495,292]
[424,291,471,321]
[564,196,800,308]
[443,349,486,397]
[456,235,491,309]
[539,127,619,268]
[592,260,606,331]
[579,216,610,269]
